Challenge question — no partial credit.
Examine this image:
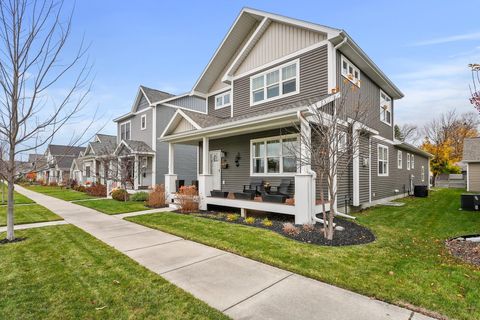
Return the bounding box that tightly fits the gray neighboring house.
[112,85,204,190]
[158,8,432,224]
[463,137,480,192]
[38,144,85,184]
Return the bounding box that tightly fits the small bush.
[226,213,240,221]
[49,181,58,187]
[262,218,273,227]
[177,185,198,213]
[282,223,300,236]
[244,217,256,224]
[131,191,149,202]
[74,185,86,193]
[112,188,129,201]
[85,183,107,197]
[67,179,78,189]
[147,184,165,208]
[302,223,315,232]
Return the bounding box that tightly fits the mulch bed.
[446,237,480,266]
[0,237,27,245]
[187,211,375,246]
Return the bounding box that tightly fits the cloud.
[410,32,480,46]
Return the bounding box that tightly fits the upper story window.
[380,90,392,125]
[421,165,425,182]
[85,165,91,178]
[397,150,402,169]
[341,55,360,87]
[411,154,415,169]
[141,115,147,130]
[250,60,299,105]
[251,134,298,175]
[378,144,389,176]
[338,131,347,152]
[120,121,131,140]
[215,91,231,109]
[407,153,411,170]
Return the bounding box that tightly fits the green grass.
[0,188,35,205]
[76,199,150,215]
[0,204,61,226]
[127,188,480,320]
[0,225,227,320]
[25,185,98,201]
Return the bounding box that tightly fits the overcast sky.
[46,0,480,147]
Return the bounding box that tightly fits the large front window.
[251,135,299,175]
[378,144,389,176]
[120,122,131,140]
[250,60,299,105]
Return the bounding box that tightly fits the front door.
[209,150,221,190]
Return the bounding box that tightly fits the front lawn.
[0,204,61,226]
[76,199,150,215]
[0,225,226,319]
[0,188,35,204]
[127,188,480,320]
[25,185,98,201]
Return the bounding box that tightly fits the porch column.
[294,118,315,224]
[352,123,360,206]
[106,159,113,199]
[198,136,213,210]
[133,155,139,190]
[165,143,178,197]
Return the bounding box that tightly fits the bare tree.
[293,79,372,240]
[95,153,134,200]
[469,63,480,114]
[395,123,420,145]
[0,0,93,241]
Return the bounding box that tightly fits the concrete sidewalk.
[15,185,434,320]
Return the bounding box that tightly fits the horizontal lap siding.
[359,134,370,203]
[208,94,231,119]
[469,163,480,191]
[233,45,328,117]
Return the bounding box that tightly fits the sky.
[46,0,480,146]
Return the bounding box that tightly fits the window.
[141,115,147,130]
[250,60,299,105]
[411,155,415,169]
[338,131,347,152]
[380,90,392,125]
[85,165,91,178]
[341,55,360,87]
[378,144,389,176]
[421,165,425,182]
[397,150,402,169]
[251,135,299,175]
[406,153,411,170]
[214,91,231,109]
[120,122,131,140]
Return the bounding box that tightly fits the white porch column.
[133,155,139,190]
[352,123,360,206]
[198,137,213,210]
[295,119,315,224]
[165,143,178,197]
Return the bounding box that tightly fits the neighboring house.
[38,145,85,184]
[77,134,118,185]
[70,157,83,184]
[463,137,480,192]
[113,85,202,190]
[158,8,431,224]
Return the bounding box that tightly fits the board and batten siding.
[468,163,480,192]
[136,95,150,111]
[336,50,394,141]
[207,93,231,119]
[167,95,207,113]
[232,45,328,118]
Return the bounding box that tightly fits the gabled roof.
[28,154,43,163]
[86,134,118,157]
[47,144,85,157]
[114,140,154,156]
[463,137,480,162]
[54,155,78,170]
[70,157,83,171]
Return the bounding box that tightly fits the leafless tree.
[395,123,420,145]
[95,153,134,200]
[0,0,94,241]
[293,79,373,240]
[469,63,480,114]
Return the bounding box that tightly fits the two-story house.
[158,8,431,224]
[37,144,85,184]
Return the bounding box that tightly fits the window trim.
[407,153,411,170]
[250,59,300,106]
[85,165,91,178]
[377,144,389,177]
[120,121,131,140]
[214,91,231,110]
[380,90,392,126]
[250,134,299,176]
[397,150,402,169]
[411,154,415,169]
[140,115,147,130]
[340,55,361,87]
[421,165,425,182]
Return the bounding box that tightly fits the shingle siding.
[232,45,328,118]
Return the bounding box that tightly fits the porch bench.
[261,193,287,204]
[233,192,255,200]
[210,190,229,198]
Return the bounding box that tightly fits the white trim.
[407,153,411,171]
[249,134,299,176]
[214,91,231,110]
[140,114,147,130]
[160,109,202,138]
[327,41,336,93]
[467,163,470,191]
[250,59,300,106]
[377,144,389,177]
[421,165,425,182]
[119,121,131,141]
[160,102,208,114]
[368,136,372,203]
[372,135,395,145]
[205,196,295,216]
[207,86,232,97]
[340,55,361,87]
[150,92,190,106]
[411,154,415,169]
[397,150,402,169]
[152,104,157,186]
[379,90,392,126]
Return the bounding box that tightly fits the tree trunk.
[6,151,15,241]
[327,183,335,240]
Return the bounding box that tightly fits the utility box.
[461,194,480,211]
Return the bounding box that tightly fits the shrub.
[131,191,149,202]
[244,217,256,224]
[67,179,78,189]
[226,213,239,222]
[74,185,86,193]
[177,185,198,213]
[146,184,165,208]
[282,223,300,236]
[85,183,107,197]
[302,223,315,232]
[49,181,58,187]
[112,188,129,201]
[262,218,273,227]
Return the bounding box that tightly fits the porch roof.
[114,140,155,156]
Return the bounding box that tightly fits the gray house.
[112,85,203,190]
[38,144,85,184]
[463,137,480,192]
[158,8,431,224]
